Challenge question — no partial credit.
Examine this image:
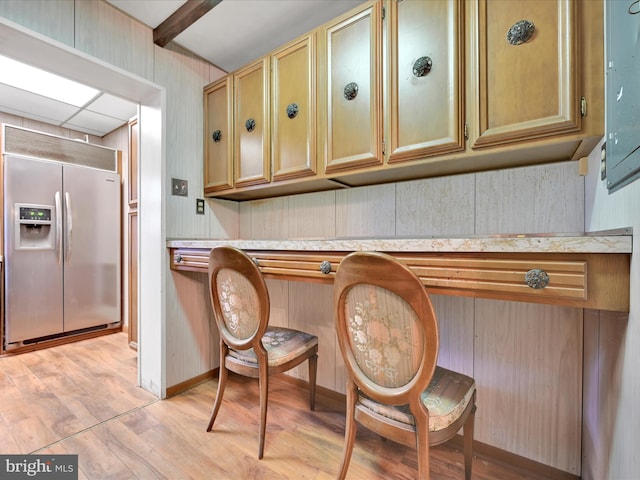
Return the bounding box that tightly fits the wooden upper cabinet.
[234,57,270,187]
[271,34,317,181]
[204,76,234,194]
[470,0,580,149]
[321,0,383,174]
[202,0,603,200]
[387,0,465,164]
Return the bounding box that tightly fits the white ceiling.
[106,0,366,73]
[0,0,364,138]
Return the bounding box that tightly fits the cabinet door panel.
[234,58,270,187]
[472,0,579,149]
[323,1,382,173]
[204,76,233,193]
[388,0,464,163]
[272,34,316,181]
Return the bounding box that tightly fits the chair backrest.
[334,251,439,406]
[208,246,269,353]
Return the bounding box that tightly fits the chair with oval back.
[333,251,476,479]
[207,245,319,459]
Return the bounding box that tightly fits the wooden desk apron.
[168,236,632,312]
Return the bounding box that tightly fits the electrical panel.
[605,1,640,192]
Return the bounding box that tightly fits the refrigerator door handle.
[65,192,73,262]
[55,191,62,265]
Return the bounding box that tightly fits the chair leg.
[337,381,358,480]
[207,343,230,432]
[258,360,269,459]
[463,401,477,480]
[207,364,228,432]
[413,407,430,480]
[308,352,318,411]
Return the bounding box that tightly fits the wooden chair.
[333,251,477,479]
[206,245,319,459]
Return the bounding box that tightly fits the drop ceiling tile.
[63,109,126,136]
[0,83,78,123]
[0,105,66,127]
[86,92,137,122]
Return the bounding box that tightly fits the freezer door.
[3,155,64,344]
[62,164,121,332]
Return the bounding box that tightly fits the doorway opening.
[0,18,166,398]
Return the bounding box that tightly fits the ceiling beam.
[153,0,222,47]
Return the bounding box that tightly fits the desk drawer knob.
[320,260,332,274]
[175,254,183,263]
[525,269,549,289]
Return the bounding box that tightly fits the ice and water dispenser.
[14,204,55,250]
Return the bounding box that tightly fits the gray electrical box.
[605,0,640,193]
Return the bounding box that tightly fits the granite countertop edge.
[166,232,632,254]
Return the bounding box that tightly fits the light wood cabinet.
[203,0,603,199]
[234,57,270,188]
[320,0,383,174]
[271,34,317,181]
[204,35,346,200]
[204,76,234,195]
[386,0,464,164]
[331,0,602,187]
[469,0,580,149]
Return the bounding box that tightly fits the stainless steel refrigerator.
[3,154,121,350]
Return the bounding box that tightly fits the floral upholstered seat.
[359,366,476,433]
[229,326,319,368]
[334,251,476,480]
[206,246,318,460]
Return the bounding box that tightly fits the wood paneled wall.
[0,0,74,46]
[584,140,639,479]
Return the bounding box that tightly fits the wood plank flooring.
[0,332,555,479]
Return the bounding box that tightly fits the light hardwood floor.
[0,332,555,479]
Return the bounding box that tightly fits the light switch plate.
[171,178,188,196]
[196,198,205,215]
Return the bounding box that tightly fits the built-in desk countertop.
[168,231,632,312]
